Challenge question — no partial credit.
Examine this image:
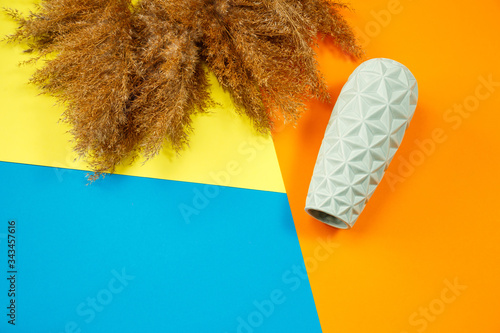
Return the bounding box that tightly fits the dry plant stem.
[5,0,362,179]
[6,0,140,177]
[132,0,213,160]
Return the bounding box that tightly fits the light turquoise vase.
[305,58,418,229]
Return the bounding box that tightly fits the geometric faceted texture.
[305,58,418,229]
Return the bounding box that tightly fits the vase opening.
[305,209,351,229]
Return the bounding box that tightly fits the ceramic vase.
[305,58,418,229]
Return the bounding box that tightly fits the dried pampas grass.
[5,0,361,178]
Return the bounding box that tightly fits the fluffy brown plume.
[5,0,139,178]
[5,0,361,178]
[132,0,213,160]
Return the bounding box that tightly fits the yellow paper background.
[0,0,285,193]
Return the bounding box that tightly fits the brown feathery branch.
[4,0,362,179]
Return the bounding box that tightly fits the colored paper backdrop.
[0,1,318,332]
[1,0,500,332]
[273,0,500,332]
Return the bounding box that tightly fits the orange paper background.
[273,0,500,332]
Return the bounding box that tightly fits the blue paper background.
[0,161,321,333]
